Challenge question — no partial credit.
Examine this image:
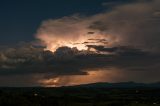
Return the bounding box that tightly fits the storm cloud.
[0,0,160,86]
[36,0,160,52]
[0,43,160,86]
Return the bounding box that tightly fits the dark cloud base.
[0,43,160,86]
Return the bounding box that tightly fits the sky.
[0,0,160,87]
[0,0,132,45]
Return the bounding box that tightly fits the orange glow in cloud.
[36,16,115,52]
[39,68,122,87]
[37,33,108,52]
[39,77,60,87]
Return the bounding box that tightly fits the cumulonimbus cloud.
[36,0,160,52]
[0,0,160,86]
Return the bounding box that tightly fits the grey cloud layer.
[0,43,160,86]
[0,44,159,75]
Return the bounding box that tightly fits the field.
[0,86,160,106]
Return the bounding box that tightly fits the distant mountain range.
[67,82,160,88]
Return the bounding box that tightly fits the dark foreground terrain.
[0,82,160,106]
